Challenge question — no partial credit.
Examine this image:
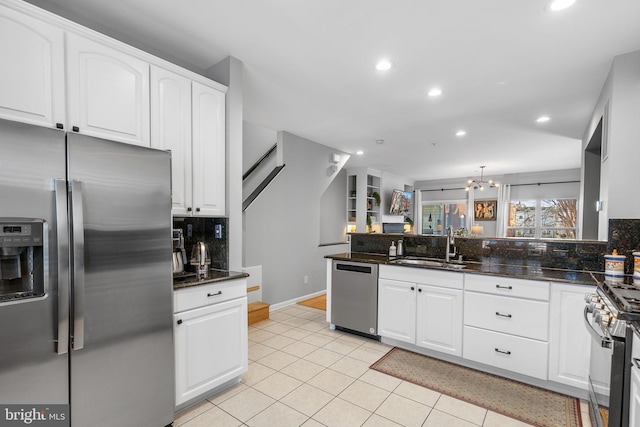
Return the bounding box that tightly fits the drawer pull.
[496,285,513,290]
[207,291,222,297]
[495,312,512,318]
[495,348,511,355]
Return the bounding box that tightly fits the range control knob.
[600,314,611,327]
[585,293,600,303]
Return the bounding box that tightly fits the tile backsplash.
[173,217,228,270]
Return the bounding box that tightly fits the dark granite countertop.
[173,269,249,290]
[326,252,604,286]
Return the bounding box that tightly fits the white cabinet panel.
[463,326,548,380]
[150,66,192,215]
[548,283,592,390]
[416,285,463,356]
[192,81,225,216]
[0,6,64,128]
[66,33,150,146]
[464,291,549,341]
[465,274,549,301]
[174,296,248,406]
[378,278,416,344]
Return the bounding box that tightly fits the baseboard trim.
[269,290,327,312]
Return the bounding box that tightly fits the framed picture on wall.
[474,200,497,221]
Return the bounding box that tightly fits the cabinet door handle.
[196,207,201,212]
[72,126,79,132]
[496,285,513,290]
[495,348,511,355]
[176,319,182,325]
[187,207,192,212]
[410,286,415,291]
[495,312,512,318]
[207,291,222,297]
[418,288,422,292]
[56,123,64,129]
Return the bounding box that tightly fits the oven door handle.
[583,306,612,349]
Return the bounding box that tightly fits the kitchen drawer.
[379,265,463,290]
[464,274,549,301]
[174,278,247,313]
[464,291,549,341]
[463,326,548,380]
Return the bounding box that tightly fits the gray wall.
[581,50,640,240]
[243,131,350,306]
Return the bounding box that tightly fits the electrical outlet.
[304,275,309,284]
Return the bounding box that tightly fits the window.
[507,198,577,239]
[422,202,467,235]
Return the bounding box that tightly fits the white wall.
[206,56,243,271]
[581,50,640,240]
[243,121,277,174]
[243,131,350,305]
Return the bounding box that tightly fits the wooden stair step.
[248,301,270,326]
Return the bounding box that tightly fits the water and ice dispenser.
[0,219,46,303]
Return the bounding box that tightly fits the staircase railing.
[242,144,285,211]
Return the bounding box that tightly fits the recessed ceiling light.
[375,59,394,71]
[356,150,364,155]
[536,116,551,123]
[546,0,576,11]
[427,88,442,97]
[455,130,466,137]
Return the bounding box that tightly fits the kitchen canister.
[633,251,640,285]
[605,250,626,282]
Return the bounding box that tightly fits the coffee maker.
[190,241,211,279]
[172,229,186,274]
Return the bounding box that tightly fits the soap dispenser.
[389,241,397,257]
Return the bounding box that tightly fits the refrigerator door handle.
[70,179,85,351]
[55,179,69,355]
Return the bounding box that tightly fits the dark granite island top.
[173,269,249,290]
[326,252,605,286]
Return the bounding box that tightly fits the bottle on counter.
[397,239,404,257]
[389,241,397,257]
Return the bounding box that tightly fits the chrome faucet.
[445,227,456,263]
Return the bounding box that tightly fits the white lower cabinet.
[463,274,550,381]
[547,283,592,390]
[174,280,248,407]
[463,326,548,380]
[416,284,463,356]
[378,266,463,356]
[378,278,416,344]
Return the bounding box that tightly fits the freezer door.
[67,133,174,427]
[0,119,69,404]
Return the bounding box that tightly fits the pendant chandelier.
[465,166,499,191]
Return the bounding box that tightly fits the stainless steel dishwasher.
[331,260,379,338]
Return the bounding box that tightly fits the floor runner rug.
[370,347,582,427]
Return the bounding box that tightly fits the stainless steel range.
[584,281,640,427]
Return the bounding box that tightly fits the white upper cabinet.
[150,66,193,215]
[0,6,65,128]
[191,81,226,216]
[66,33,150,146]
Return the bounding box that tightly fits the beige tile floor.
[175,303,593,427]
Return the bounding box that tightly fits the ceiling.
[24,0,640,182]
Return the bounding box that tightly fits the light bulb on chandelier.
[465,166,499,191]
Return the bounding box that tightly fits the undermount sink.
[390,258,465,269]
[391,258,445,267]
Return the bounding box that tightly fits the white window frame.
[507,198,578,239]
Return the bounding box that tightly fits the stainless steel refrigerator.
[0,118,174,426]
